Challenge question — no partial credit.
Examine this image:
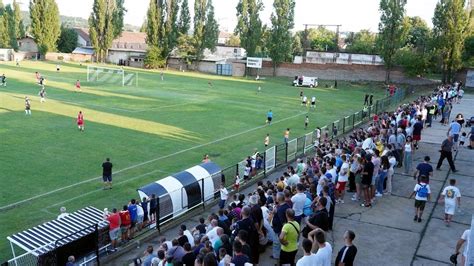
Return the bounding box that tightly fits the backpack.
[417,184,429,198]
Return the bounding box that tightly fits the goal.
[86,65,137,86]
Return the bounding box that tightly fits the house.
[218,32,233,45]
[108,32,147,67]
[17,35,40,60]
[203,44,246,60]
[74,29,147,67]
[74,28,91,47]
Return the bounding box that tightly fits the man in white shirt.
[136,203,144,230]
[454,229,471,266]
[291,183,307,224]
[362,136,375,151]
[296,238,316,266]
[287,170,300,187]
[336,155,350,204]
[440,179,461,226]
[57,206,69,219]
[206,221,223,246]
[219,183,228,209]
[310,228,332,266]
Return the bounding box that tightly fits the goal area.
[86,65,137,86]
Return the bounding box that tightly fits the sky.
[6,0,440,32]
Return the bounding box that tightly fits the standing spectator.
[119,205,131,241]
[439,179,461,226]
[66,256,75,266]
[335,230,358,266]
[386,154,397,195]
[136,201,144,231]
[231,240,250,266]
[376,156,389,197]
[436,136,457,172]
[336,155,349,203]
[105,208,121,251]
[414,156,433,183]
[141,197,149,226]
[409,175,431,223]
[219,183,228,210]
[182,242,196,265]
[453,229,471,266]
[279,209,300,266]
[296,238,316,266]
[309,228,332,266]
[149,194,157,223]
[291,183,307,223]
[143,245,156,266]
[271,192,290,260]
[284,128,290,143]
[102,158,113,190]
[360,154,374,207]
[403,136,414,175]
[412,117,423,149]
[448,119,462,149]
[304,197,329,234]
[128,199,138,238]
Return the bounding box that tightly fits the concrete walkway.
[106,94,474,266]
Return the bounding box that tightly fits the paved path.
[107,94,474,266]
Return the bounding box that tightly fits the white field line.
[0,111,307,212]
[47,168,168,209]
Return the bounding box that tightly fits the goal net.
[86,65,137,86]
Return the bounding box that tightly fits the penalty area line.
[0,111,307,212]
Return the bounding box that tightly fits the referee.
[102,158,113,190]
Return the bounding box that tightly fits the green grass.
[0,60,388,261]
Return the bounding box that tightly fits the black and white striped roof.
[7,206,108,256]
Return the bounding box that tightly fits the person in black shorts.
[102,158,113,189]
[1,74,6,87]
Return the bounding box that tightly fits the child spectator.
[409,175,431,223]
[439,179,461,226]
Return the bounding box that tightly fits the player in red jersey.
[75,80,81,92]
[77,111,84,132]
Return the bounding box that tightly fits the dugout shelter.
[137,162,222,225]
[7,206,109,266]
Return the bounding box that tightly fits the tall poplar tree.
[0,1,9,48]
[163,0,180,57]
[178,0,191,35]
[193,0,207,60]
[203,0,218,52]
[5,5,19,51]
[433,0,469,82]
[13,0,24,38]
[267,0,295,76]
[29,0,61,56]
[89,0,116,62]
[377,0,407,82]
[235,0,263,57]
[112,0,127,39]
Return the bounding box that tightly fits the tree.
[377,0,407,83]
[193,0,207,59]
[433,0,469,83]
[89,0,116,62]
[345,30,377,54]
[309,26,337,51]
[405,16,431,52]
[57,25,78,53]
[225,35,241,47]
[145,0,180,68]
[176,34,196,67]
[267,0,295,75]
[235,0,263,57]
[0,2,10,48]
[30,0,61,56]
[291,34,303,56]
[203,0,219,52]
[112,0,126,39]
[5,5,19,51]
[393,46,427,77]
[13,0,24,38]
[144,46,165,68]
[178,0,191,35]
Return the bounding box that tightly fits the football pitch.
[0,60,386,260]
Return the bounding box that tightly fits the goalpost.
[86,65,137,86]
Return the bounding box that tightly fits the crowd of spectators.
[92,83,472,266]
